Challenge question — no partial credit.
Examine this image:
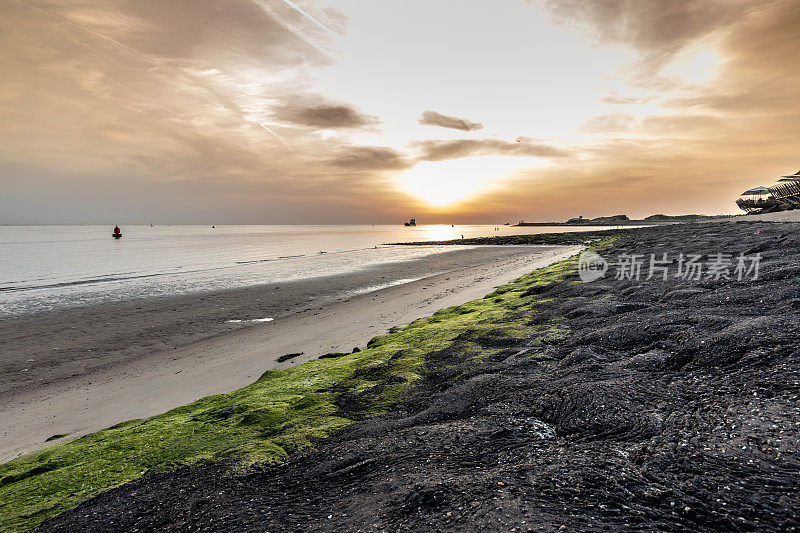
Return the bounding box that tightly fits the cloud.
[65,0,333,68]
[663,1,800,114]
[272,99,378,129]
[413,139,570,162]
[418,110,483,131]
[582,114,637,133]
[329,146,411,170]
[0,0,337,173]
[541,0,756,76]
[2,0,799,225]
[600,91,654,105]
[0,0,410,223]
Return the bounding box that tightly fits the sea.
[0,224,615,316]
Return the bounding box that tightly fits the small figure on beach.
[112,225,122,239]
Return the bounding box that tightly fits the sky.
[1,0,799,224]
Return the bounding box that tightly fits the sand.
[41,221,800,532]
[1,246,551,396]
[710,209,800,223]
[0,244,580,462]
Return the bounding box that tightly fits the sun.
[396,156,528,207]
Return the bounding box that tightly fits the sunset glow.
[1,0,798,224]
[396,157,530,207]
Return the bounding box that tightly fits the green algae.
[0,239,617,532]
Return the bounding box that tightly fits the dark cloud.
[329,146,411,170]
[418,110,483,131]
[413,139,570,162]
[272,99,378,129]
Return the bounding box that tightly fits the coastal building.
[768,170,800,209]
[736,186,779,213]
[737,170,800,213]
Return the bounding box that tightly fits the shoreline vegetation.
[5,222,800,531]
[0,235,608,532]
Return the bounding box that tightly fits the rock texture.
[40,222,800,532]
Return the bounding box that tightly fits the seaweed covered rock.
[39,222,800,532]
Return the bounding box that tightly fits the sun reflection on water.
[421,224,462,242]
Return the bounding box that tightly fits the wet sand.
[0,245,580,462]
[0,246,559,396]
[42,222,800,532]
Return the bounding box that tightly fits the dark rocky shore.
[40,222,800,532]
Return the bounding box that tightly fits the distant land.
[514,213,727,226]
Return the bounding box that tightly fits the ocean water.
[0,224,610,316]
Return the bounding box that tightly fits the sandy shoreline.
[0,244,580,462]
[35,221,800,532]
[1,245,551,396]
[709,210,800,223]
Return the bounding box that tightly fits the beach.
[4,222,800,532]
[711,209,800,223]
[0,244,579,462]
[4,0,799,529]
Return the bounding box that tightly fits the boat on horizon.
[403,218,416,227]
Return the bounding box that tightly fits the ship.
[403,218,416,226]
